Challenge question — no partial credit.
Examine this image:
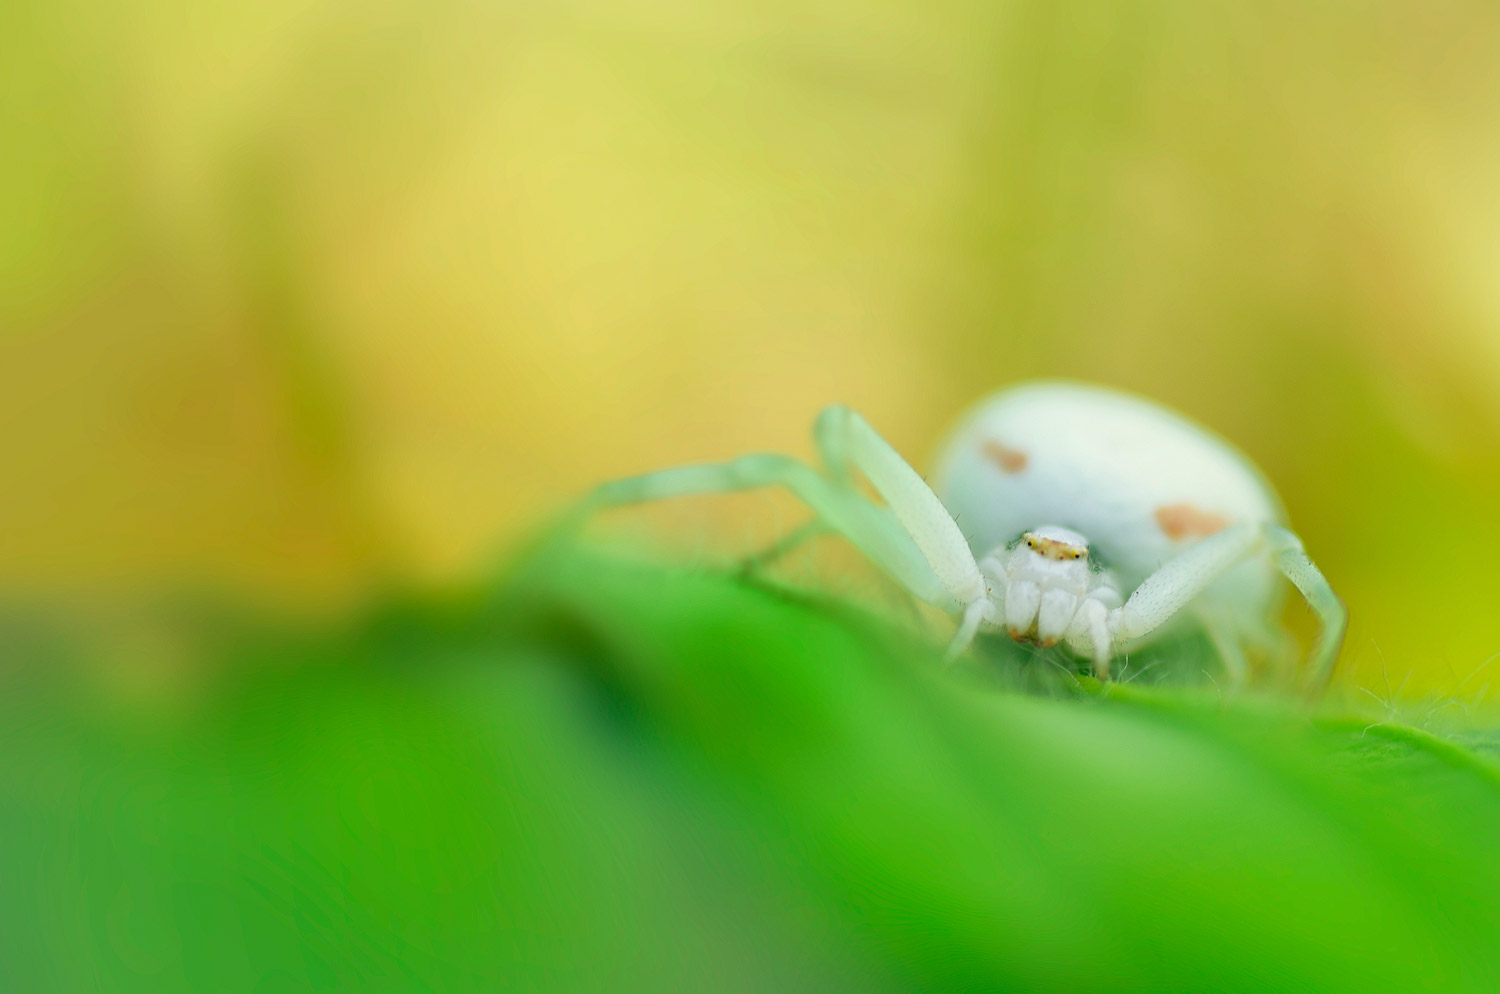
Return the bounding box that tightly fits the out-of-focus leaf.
[2,546,1498,991]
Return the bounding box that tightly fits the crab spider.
[588,382,1346,686]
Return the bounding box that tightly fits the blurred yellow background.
[5,0,1500,696]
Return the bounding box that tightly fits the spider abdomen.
[932,382,1285,640]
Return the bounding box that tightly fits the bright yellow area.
[4,0,1500,695]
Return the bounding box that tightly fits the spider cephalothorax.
[972,526,1125,671]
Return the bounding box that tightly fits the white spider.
[589,382,1346,685]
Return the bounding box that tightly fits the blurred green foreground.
[4,547,1500,992]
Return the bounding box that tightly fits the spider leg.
[946,599,991,662]
[736,517,931,630]
[590,454,958,612]
[736,519,832,577]
[1063,596,1113,679]
[1198,611,1250,688]
[1111,522,1346,689]
[1241,619,1299,685]
[813,405,988,609]
[1263,524,1347,691]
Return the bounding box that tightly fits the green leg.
[591,454,953,611]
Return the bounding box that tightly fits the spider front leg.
[589,410,1000,653]
[590,456,950,607]
[813,406,988,609]
[1109,522,1347,688]
[813,405,999,655]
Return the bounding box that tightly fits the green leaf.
[2,546,1497,991]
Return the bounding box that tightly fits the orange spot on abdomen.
[983,440,1029,473]
[1155,503,1230,540]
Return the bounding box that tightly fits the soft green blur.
[5,0,1500,694]
[4,547,1500,991]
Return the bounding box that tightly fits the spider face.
[985,525,1117,648]
[1011,526,1094,587]
[1021,528,1088,562]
